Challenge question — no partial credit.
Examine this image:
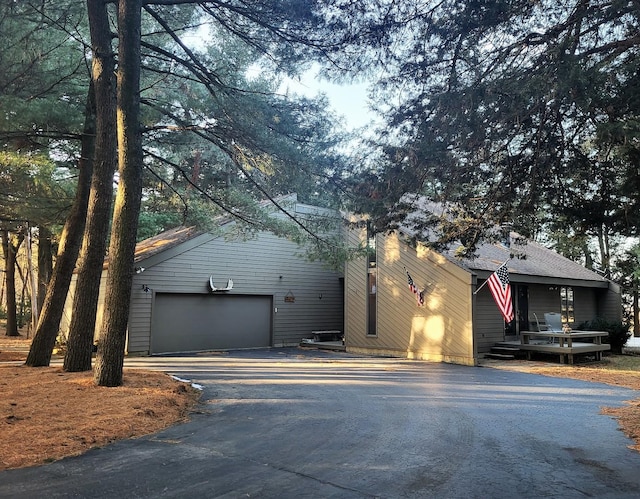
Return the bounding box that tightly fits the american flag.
[487,262,514,323]
[406,269,425,306]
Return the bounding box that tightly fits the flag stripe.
[487,263,514,323]
[406,269,424,306]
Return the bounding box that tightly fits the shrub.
[577,318,631,354]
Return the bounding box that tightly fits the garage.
[150,293,272,354]
[66,210,345,355]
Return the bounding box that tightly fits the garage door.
[150,293,272,354]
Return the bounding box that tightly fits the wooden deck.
[496,330,610,364]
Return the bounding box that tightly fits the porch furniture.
[532,312,563,344]
[520,330,610,364]
[546,312,564,344]
[533,312,544,332]
[544,312,563,332]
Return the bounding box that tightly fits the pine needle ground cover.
[1,336,200,470]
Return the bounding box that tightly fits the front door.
[516,285,529,337]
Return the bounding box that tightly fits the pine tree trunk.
[26,225,39,331]
[64,0,117,373]
[37,226,53,316]
[94,0,143,387]
[634,284,639,338]
[24,86,96,366]
[2,231,20,337]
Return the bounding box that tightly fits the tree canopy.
[347,0,640,264]
[4,0,363,383]
[0,1,87,230]
[6,0,640,381]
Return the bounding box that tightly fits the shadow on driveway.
[2,347,640,498]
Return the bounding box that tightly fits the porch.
[487,330,610,365]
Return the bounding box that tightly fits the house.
[60,195,344,355]
[344,212,622,366]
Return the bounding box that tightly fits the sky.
[183,26,375,132]
[280,69,374,131]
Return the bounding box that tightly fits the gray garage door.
[150,293,272,354]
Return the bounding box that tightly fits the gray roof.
[399,197,610,287]
[99,226,205,270]
[450,237,609,286]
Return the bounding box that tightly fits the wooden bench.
[519,330,610,364]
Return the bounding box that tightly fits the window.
[367,224,377,336]
[560,287,574,324]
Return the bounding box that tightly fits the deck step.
[485,352,517,360]
[485,343,527,361]
[491,346,521,354]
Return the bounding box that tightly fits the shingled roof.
[452,237,609,285]
[100,226,204,270]
[400,197,609,286]
[133,226,204,263]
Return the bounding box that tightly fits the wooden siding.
[473,287,507,353]
[527,284,565,324]
[597,283,623,322]
[125,231,343,353]
[345,230,475,365]
[571,287,597,325]
[62,230,342,355]
[344,228,368,343]
[473,282,623,355]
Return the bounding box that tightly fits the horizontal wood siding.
[597,284,623,322]
[473,286,507,353]
[572,287,597,326]
[126,231,342,354]
[346,231,475,365]
[527,284,604,327]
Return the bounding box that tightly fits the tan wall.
[345,229,476,365]
[344,228,368,341]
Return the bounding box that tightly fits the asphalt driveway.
[2,348,640,498]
